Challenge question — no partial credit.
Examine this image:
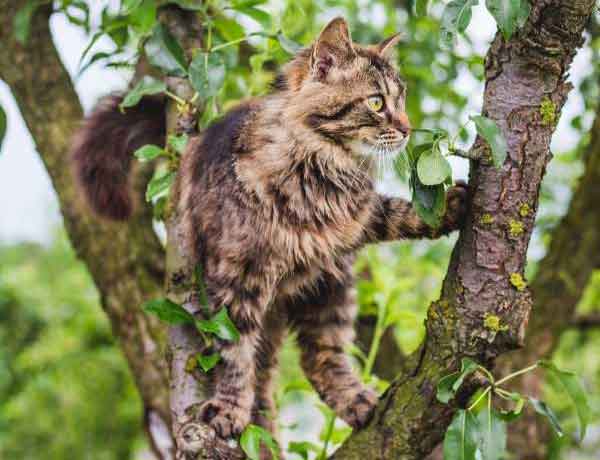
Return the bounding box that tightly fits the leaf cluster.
[438,359,593,460]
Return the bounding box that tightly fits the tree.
[0,1,597,459]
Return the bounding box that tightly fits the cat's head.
[279,17,410,163]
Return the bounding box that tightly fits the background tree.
[0,1,598,459]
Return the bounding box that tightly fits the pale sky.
[0,4,592,245]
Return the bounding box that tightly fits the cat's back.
[181,100,260,186]
[174,99,264,261]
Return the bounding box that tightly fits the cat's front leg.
[198,284,271,439]
[364,181,469,242]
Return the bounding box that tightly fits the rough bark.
[497,94,600,459]
[153,7,246,460]
[332,1,596,459]
[0,3,173,458]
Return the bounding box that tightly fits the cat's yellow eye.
[367,95,384,112]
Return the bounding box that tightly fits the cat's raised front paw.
[444,180,469,230]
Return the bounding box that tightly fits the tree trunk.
[332,1,596,458]
[497,92,600,459]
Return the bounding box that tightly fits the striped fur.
[175,18,468,440]
[72,17,469,442]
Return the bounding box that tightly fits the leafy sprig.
[437,358,592,460]
[142,268,241,374]
[400,115,506,227]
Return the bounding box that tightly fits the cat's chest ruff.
[268,193,373,269]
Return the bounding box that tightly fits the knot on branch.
[175,421,244,460]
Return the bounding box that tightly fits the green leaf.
[443,410,478,460]
[281,2,305,36]
[407,142,433,167]
[529,398,564,437]
[277,33,302,55]
[498,392,525,421]
[413,128,449,141]
[146,171,176,202]
[240,424,280,460]
[134,144,165,162]
[195,318,220,335]
[14,0,40,44]
[189,52,226,99]
[121,0,144,13]
[417,145,452,185]
[234,6,272,30]
[142,298,194,324]
[104,17,129,48]
[441,0,480,45]
[470,115,508,168]
[120,76,166,110]
[539,361,591,441]
[437,358,479,403]
[213,16,245,41]
[411,175,446,228]
[473,397,507,460]
[415,0,430,16]
[485,0,528,39]
[128,0,157,36]
[197,352,221,372]
[0,104,6,154]
[211,308,241,342]
[287,441,320,460]
[144,24,188,77]
[153,196,168,221]
[168,133,189,155]
[195,308,241,342]
[232,0,268,7]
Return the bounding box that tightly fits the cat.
[72,17,468,441]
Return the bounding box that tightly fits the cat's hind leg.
[290,272,379,430]
[251,307,288,433]
[197,280,273,439]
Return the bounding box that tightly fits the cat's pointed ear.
[310,17,355,81]
[375,32,402,59]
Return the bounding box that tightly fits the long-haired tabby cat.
[72,17,468,440]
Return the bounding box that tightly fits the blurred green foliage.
[0,234,145,460]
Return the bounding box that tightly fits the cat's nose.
[392,113,411,137]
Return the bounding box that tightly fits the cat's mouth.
[348,135,409,159]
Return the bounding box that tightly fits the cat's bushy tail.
[71,94,166,220]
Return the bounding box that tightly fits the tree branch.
[571,313,600,330]
[0,3,173,457]
[332,1,596,458]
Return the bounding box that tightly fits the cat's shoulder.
[199,99,262,157]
